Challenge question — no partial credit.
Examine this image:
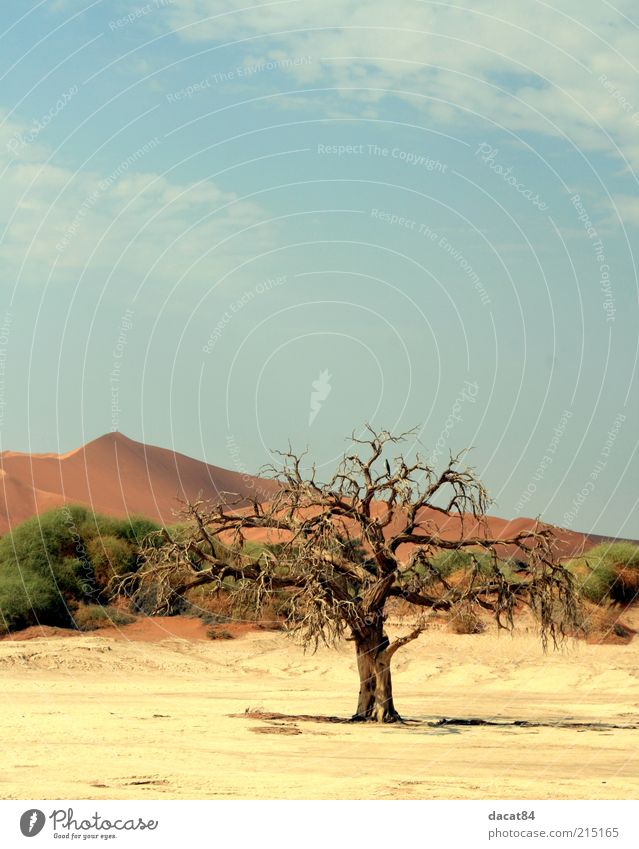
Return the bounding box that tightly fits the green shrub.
[430,550,475,578]
[72,604,137,631]
[0,508,91,598]
[0,506,157,634]
[568,542,639,604]
[114,515,160,544]
[407,549,495,584]
[191,609,231,626]
[0,571,71,632]
[86,535,137,592]
[239,540,271,560]
[78,513,160,545]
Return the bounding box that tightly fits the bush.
[0,571,71,633]
[0,506,157,634]
[430,550,475,579]
[78,513,160,546]
[407,550,496,586]
[568,542,639,604]
[206,627,234,640]
[86,535,137,592]
[448,602,485,634]
[574,600,635,644]
[192,609,231,626]
[115,515,160,545]
[72,604,137,631]
[0,508,92,614]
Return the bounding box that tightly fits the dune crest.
[0,432,617,556]
[0,431,277,533]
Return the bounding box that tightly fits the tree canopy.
[125,426,580,722]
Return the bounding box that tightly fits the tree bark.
[352,624,401,723]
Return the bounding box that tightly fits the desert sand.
[0,432,278,533]
[1,617,638,800]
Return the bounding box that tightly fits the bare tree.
[122,427,579,723]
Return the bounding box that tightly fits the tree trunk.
[352,626,402,723]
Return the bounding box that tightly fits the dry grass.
[72,604,137,631]
[574,601,635,645]
[448,602,486,634]
[616,567,639,602]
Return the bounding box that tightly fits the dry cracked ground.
[1,618,638,800]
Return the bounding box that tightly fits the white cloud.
[0,111,274,293]
[158,0,639,170]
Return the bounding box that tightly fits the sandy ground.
[1,619,638,800]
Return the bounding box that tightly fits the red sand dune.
[0,431,277,534]
[238,501,612,561]
[0,431,618,557]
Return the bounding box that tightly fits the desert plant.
[86,535,137,592]
[0,506,158,633]
[568,542,639,604]
[573,600,635,644]
[206,627,234,640]
[430,549,475,578]
[0,571,71,633]
[121,425,580,723]
[448,602,486,634]
[72,604,137,631]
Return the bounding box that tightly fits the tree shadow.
[232,709,639,732]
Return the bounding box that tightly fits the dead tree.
[121,426,580,723]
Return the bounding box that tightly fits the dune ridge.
[0,431,277,534]
[0,432,620,556]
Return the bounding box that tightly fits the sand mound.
[0,432,278,533]
[0,433,625,557]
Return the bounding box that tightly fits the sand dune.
[1,623,638,800]
[0,432,620,557]
[0,432,277,533]
[239,500,612,561]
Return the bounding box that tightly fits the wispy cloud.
[0,111,273,294]
[155,0,639,168]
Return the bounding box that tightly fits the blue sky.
[0,0,637,536]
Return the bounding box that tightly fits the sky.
[0,0,637,537]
